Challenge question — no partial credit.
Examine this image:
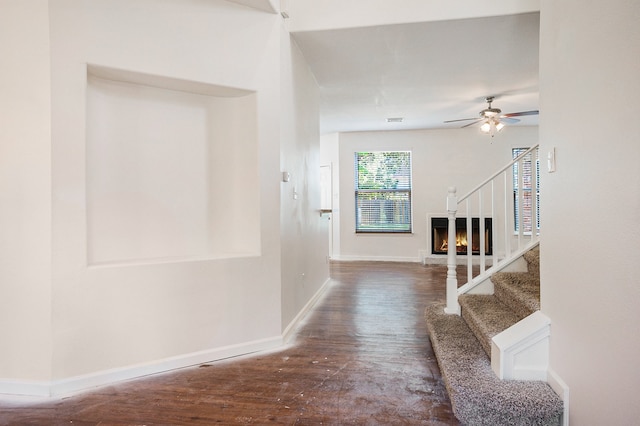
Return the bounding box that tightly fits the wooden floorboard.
[0,261,460,425]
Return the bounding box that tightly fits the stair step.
[523,247,540,277]
[492,271,540,319]
[425,303,563,426]
[459,294,521,358]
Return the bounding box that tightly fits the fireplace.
[431,217,493,255]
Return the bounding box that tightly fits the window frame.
[354,151,412,234]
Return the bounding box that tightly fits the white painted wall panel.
[279,29,329,333]
[0,0,53,383]
[539,0,640,423]
[48,0,282,381]
[86,74,259,264]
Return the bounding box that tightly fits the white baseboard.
[0,336,282,399]
[0,278,336,400]
[547,368,570,426]
[282,277,332,343]
[0,380,52,399]
[330,255,420,263]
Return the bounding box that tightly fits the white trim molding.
[329,255,420,263]
[0,336,282,399]
[548,368,570,426]
[282,277,332,343]
[491,310,551,381]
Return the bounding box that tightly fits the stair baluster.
[445,187,459,314]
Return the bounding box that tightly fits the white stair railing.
[445,145,540,315]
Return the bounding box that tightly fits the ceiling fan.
[444,96,539,136]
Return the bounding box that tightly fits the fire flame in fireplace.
[439,231,468,251]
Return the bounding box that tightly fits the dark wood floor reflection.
[0,262,460,425]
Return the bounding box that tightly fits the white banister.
[456,146,537,202]
[445,187,460,314]
[517,155,525,246]
[466,202,473,283]
[479,189,485,274]
[503,170,511,257]
[444,145,540,315]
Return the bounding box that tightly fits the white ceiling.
[226,0,277,13]
[291,12,540,134]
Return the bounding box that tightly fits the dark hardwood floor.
[0,261,460,425]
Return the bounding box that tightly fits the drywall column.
[0,0,53,388]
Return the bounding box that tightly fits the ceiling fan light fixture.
[480,118,504,136]
[483,109,500,118]
[445,97,539,136]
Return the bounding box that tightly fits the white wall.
[539,0,640,423]
[280,31,330,335]
[0,0,53,384]
[332,127,538,261]
[45,0,282,386]
[0,0,333,396]
[85,71,260,264]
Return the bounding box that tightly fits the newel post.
[445,186,460,315]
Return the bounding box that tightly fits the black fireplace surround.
[431,217,493,255]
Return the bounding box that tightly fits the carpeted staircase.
[425,247,564,425]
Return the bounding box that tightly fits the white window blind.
[354,151,412,233]
[512,148,540,233]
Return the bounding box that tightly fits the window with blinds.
[354,151,412,233]
[512,148,540,233]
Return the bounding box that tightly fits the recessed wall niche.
[86,65,259,265]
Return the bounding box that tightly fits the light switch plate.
[547,148,556,173]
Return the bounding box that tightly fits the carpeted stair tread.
[425,303,563,426]
[492,272,540,320]
[459,294,521,357]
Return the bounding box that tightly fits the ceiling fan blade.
[461,119,482,128]
[444,117,478,123]
[500,117,520,124]
[501,110,539,118]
